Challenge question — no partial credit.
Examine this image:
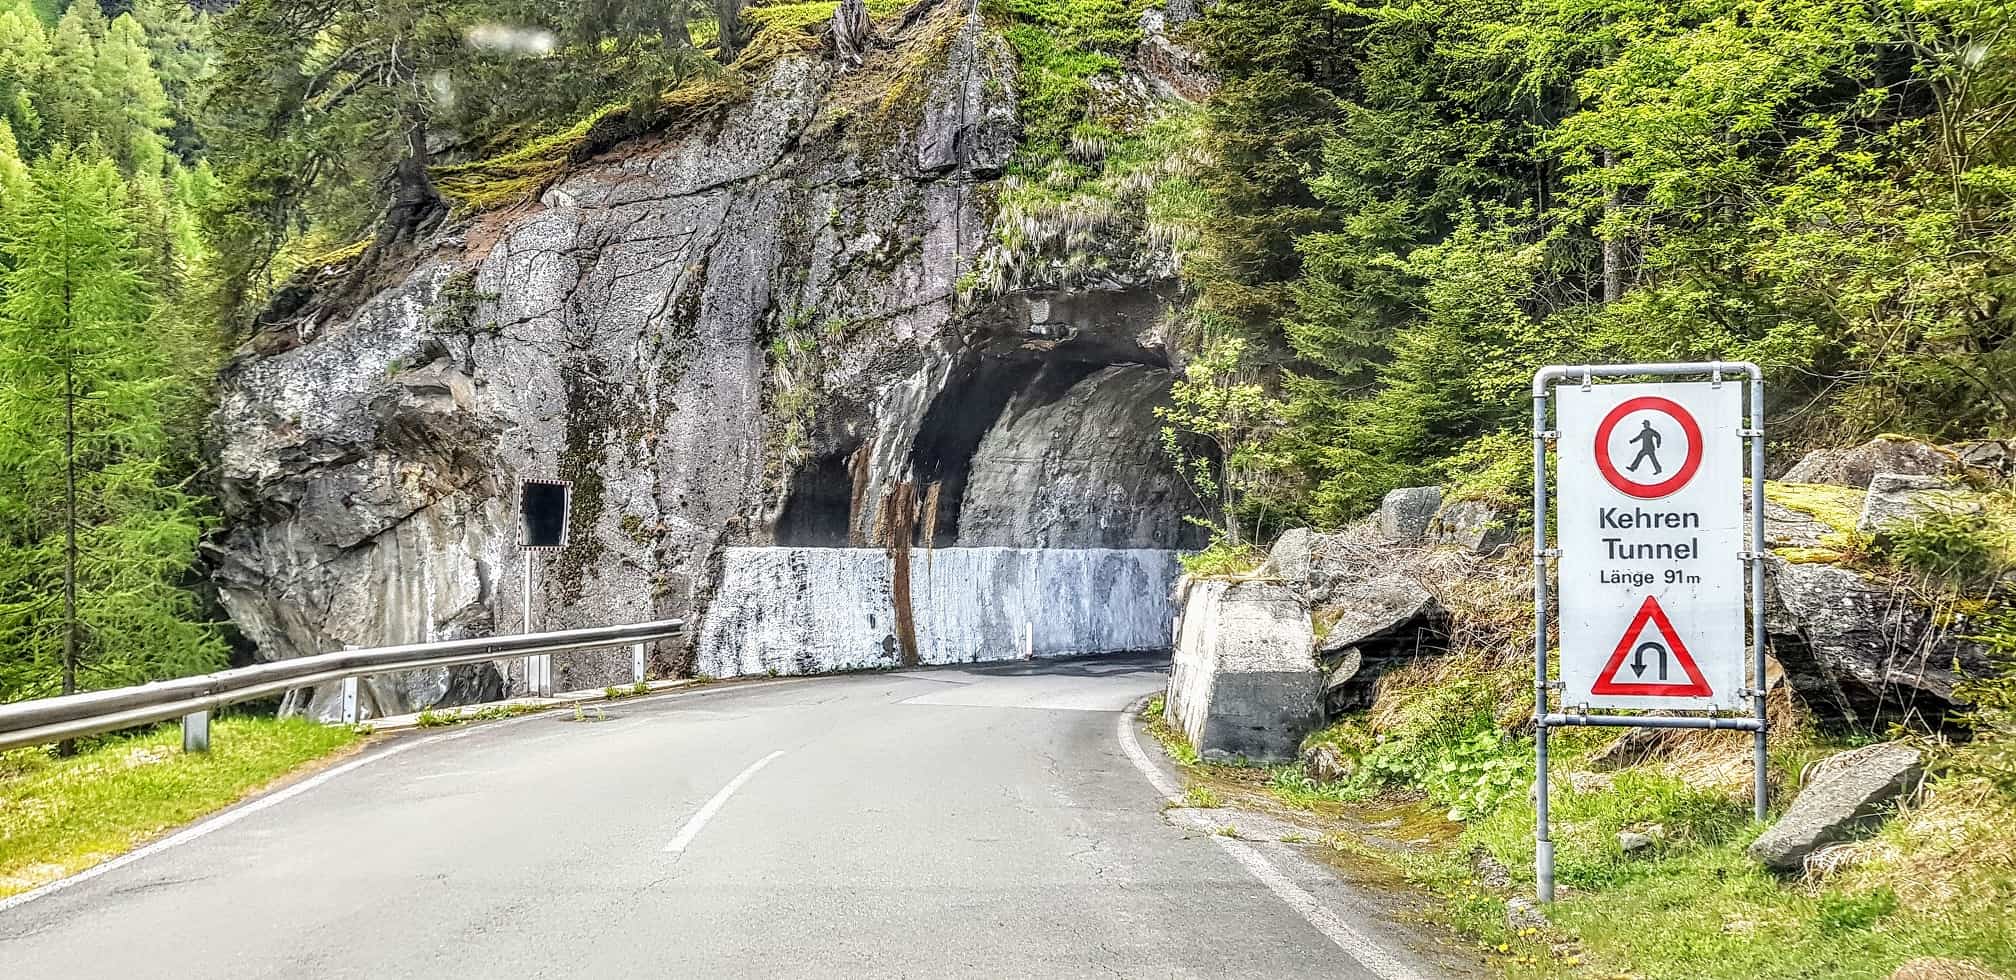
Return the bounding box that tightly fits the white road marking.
[664,750,785,854]
[0,679,802,917]
[1114,701,1429,980]
[0,718,499,916]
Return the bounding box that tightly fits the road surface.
[0,654,1464,978]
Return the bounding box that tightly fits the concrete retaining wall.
[1165,578,1322,763]
[696,547,1178,677]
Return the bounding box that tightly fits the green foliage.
[1157,332,1285,544]
[1191,0,2016,527]
[1176,538,1265,578]
[1885,504,2011,592]
[0,150,226,701]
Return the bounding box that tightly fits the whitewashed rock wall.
[697,547,1178,676]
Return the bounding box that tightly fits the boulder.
[1165,578,1322,764]
[1302,742,1353,784]
[1261,527,1321,584]
[1747,742,1925,873]
[1781,436,1956,488]
[1430,499,1514,556]
[1765,555,1996,725]
[1953,440,2014,479]
[1379,486,1444,544]
[1312,573,1447,713]
[1889,958,2003,980]
[1617,830,1655,855]
[1856,472,1982,537]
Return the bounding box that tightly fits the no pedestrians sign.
[1556,382,1745,710]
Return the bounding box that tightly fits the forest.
[0,0,2011,700]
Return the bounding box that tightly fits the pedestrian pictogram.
[1590,596,1712,697]
[1594,396,1703,499]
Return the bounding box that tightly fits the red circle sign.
[1594,396,1702,499]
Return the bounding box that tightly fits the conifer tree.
[44,5,102,147]
[0,149,226,703]
[94,14,171,174]
[0,3,50,151]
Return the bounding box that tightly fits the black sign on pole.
[520,479,571,550]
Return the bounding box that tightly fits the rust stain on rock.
[884,481,921,668]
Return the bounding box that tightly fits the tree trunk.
[58,267,78,757]
[1602,146,1623,303]
[660,0,691,49]
[380,116,444,248]
[712,0,745,61]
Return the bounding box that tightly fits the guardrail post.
[632,642,647,684]
[182,710,210,753]
[341,676,360,725]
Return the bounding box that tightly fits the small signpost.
[1532,363,1766,903]
[520,478,571,698]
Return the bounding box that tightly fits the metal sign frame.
[519,478,573,551]
[1531,361,1767,903]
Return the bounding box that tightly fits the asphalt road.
[0,654,1465,979]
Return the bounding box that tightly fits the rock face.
[1165,578,1322,763]
[210,4,1207,717]
[1747,742,1925,873]
[1781,436,1957,487]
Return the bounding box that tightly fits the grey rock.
[1317,575,1438,655]
[1302,742,1353,784]
[1617,830,1655,855]
[1430,499,1514,556]
[1764,555,1995,726]
[1748,742,1924,873]
[1505,897,1547,932]
[1856,472,1982,537]
[1379,486,1443,543]
[211,8,1197,716]
[1568,771,1617,795]
[1471,848,1513,890]
[1953,439,2014,478]
[1166,578,1321,764]
[1781,436,1957,488]
[1311,573,1447,714]
[1262,527,1318,584]
[916,2,1017,176]
[957,365,1201,549]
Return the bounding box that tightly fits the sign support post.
[1531,362,1768,904]
[519,478,571,700]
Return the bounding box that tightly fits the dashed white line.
[664,750,785,854]
[1114,701,1429,980]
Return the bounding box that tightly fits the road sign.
[520,478,571,550]
[1557,381,1744,710]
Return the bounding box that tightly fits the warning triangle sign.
[1590,596,1713,698]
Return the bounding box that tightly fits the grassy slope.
[1146,640,2015,978]
[0,717,360,899]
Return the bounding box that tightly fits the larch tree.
[0,150,225,704]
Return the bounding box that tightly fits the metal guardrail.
[0,619,686,752]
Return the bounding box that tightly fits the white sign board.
[1556,381,1745,710]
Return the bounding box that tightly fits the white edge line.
[1115,699,1427,980]
[665,750,786,854]
[2,721,470,916]
[0,679,790,916]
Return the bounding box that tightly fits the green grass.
[0,717,359,898]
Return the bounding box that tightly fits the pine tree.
[131,0,210,161]
[94,14,172,175]
[0,149,226,703]
[0,3,49,152]
[44,5,102,147]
